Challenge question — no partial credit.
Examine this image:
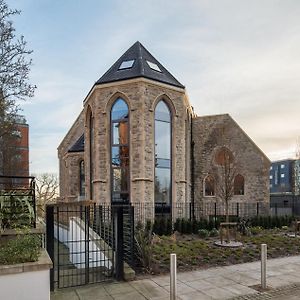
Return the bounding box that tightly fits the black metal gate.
[46,202,135,290]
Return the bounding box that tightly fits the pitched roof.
[68,134,84,153]
[96,41,184,89]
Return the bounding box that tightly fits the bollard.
[261,244,267,289]
[170,253,177,300]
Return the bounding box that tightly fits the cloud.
[10,0,300,173]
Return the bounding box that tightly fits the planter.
[0,249,52,300]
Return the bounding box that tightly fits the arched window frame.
[234,174,245,195]
[110,97,130,204]
[86,106,94,200]
[79,160,85,197]
[154,99,172,208]
[204,175,215,197]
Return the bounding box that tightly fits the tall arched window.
[154,101,171,205]
[89,111,94,199]
[111,98,129,203]
[234,174,245,195]
[204,175,215,196]
[79,160,85,197]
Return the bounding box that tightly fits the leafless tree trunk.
[34,173,59,218]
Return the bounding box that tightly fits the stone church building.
[58,41,270,218]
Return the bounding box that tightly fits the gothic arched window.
[154,101,171,205]
[79,160,85,197]
[204,175,215,196]
[111,98,129,203]
[234,174,245,195]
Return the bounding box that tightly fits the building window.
[281,174,285,178]
[270,184,273,188]
[281,164,285,169]
[270,166,273,170]
[111,98,129,203]
[269,175,273,179]
[88,111,94,199]
[79,160,85,197]
[154,100,171,205]
[204,175,215,196]
[234,174,245,195]
[215,147,234,166]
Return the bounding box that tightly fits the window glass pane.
[155,101,170,122]
[155,167,171,205]
[113,168,121,192]
[112,146,129,167]
[111,98,129,121]
[119,59,135,70]
[155,121,170,159]
[155,158,171,168]
[113,121,128,145]
[112,168,129,192]
[146,60,162,72]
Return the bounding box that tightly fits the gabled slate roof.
[96,41,184,89]
[68,134,84,153]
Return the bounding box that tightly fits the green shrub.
[174,218,182,233]
[250,226,263,235]
[209,228,219,237]
[198,229,209,239]
[134,222,155,273]
[0,232,41,265]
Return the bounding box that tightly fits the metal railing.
[0,175,36,229]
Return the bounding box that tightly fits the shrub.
[0,231,41,265]
[209,228,219,237]
[250,226,263,235]
[135,222,155,272]
[198,229,209,239]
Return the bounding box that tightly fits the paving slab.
[51,255,300,300]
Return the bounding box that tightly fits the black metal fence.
[0,175,36,229]
[46,202,135,290]
[270,195,300,216]
[131,201,270,223]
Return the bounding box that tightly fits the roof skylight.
[118,59,135,70]
[146,60,162,72]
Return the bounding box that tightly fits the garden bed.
[145,228,300,275]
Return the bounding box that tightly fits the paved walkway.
[51,255,300,300]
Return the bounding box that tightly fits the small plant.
[198,229,209,239]
[135,221,155,273]
[238,218,250,236]
[0,229,41,265]
[209,228,219,237]
[250,226,263,235]
[281,226,289,231]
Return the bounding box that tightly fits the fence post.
[214,202,217,227]
[46,205,55,291]
[275,203,278,216]
[115,206,124,281]
[85,205,90,284]
[261,244,267,289]
[256,202,259,216]
[236,203,239,218]
[170,253,177,300]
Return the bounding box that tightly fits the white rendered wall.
[0,269,50,300]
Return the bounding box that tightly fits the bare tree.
[0,0,36,173]
[34,173,59,218]
[215,146,237,223]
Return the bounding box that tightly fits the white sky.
[9,0,300,174]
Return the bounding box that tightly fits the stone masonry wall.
[83,78,192,211]
[192,114,270,207]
